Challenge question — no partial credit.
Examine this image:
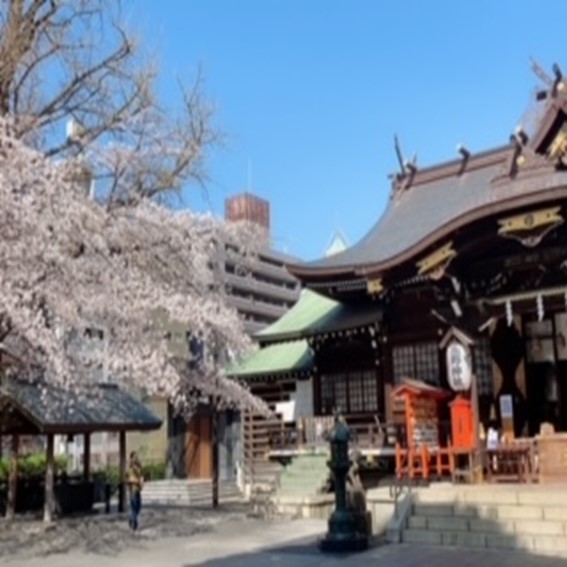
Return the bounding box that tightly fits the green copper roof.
[255,288,381,344]
[227,340,313,380]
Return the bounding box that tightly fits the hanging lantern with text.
[446,340,472,392]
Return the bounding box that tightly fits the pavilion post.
[118,430,127,513]
[43,433,55,523]
[83,433,91,482]
[5,434,19,520]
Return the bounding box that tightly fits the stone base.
[319,508,369,553]
[319,533,369,553]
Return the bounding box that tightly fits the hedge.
[0,453,68,481]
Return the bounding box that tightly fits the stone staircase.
[142,479,244,507]
[402,484,567,558]
[276,453,330,498]
[266,453,333,518]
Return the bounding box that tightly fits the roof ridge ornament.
[530,58,564,100]
[456,144,470,175]
[392,135,418,191]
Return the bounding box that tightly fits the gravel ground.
[0,503,260,561]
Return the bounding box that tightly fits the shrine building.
[229,63,567,486]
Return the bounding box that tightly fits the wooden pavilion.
[0,378,162,521]
[230,63,567,485]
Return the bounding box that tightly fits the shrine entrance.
[524,313,567,434]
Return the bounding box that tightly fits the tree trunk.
[212,405,219,509]
[5,434,19,521]
[43,434,55,523]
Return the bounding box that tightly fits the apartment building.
[222,193,300,335]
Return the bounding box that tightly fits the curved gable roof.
[290,147,567,279]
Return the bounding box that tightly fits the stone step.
[408,514,567,536]
[278,487,323,496]
[402,528,567,557]
[143,481,241,497]
[413,485,567,508]
[413,501,567,522]
[279,475,325,485]
[143,490,241,496]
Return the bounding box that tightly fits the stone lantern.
[319,413,368,553]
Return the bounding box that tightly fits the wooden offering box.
[392,378,450,450]
[450,396,474,450]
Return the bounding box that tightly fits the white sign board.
[292,378,314,419]
[446,341,472,392]
[275,401,295,423]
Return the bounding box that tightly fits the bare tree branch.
[0,0,220,203]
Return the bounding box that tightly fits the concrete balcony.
[224,273,299,305]
[229,296,288,320]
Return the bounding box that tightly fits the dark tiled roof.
[291,154,567,276]
[0,379,162,434]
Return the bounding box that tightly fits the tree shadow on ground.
[0,503,251,561]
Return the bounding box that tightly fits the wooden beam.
[83,433,91,482]
[43,433,55,523]
[5,434,19,520]
[118,431,127,513]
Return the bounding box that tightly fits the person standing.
[127,451,144,531]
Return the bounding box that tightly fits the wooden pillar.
[83,433,91,482]
[5,434,19,520]
[118,431,127,513]
[43,433,55,523]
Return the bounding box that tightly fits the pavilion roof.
[0,379,162,435]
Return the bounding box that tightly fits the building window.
[319,370,379,415]
[392,342,440,385]
[473,337,493,396]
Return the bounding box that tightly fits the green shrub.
[143,461,166,481]
[0,453,68,481]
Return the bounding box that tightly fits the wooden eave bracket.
[366,277,384,296]
[497,206,563,248]
[416,242,456,280]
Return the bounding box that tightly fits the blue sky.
[133,0,566,261]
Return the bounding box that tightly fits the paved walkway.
[7,517,567,567]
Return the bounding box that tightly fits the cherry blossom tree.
[0,1,272,519]
[0,117,268,416]
[0,0,269,415]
